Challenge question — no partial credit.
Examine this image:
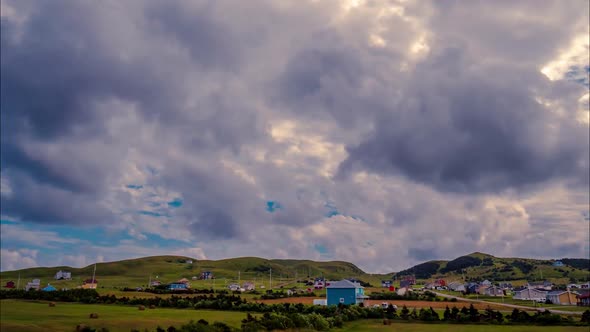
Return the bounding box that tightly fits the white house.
[228,283,241,291]
[25,279,41,291]
[54,270,72,280]
[513,287,547,301]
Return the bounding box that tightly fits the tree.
[443,306,451,321]
[468,304,479,322]
[400,305,410,320]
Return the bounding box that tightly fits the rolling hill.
[393,252,590,285]
[1,252,588,290]
[0,256,367,289]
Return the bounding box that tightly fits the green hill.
[1,252,588,290]
[393,252,590,285]
[0,255,366,289]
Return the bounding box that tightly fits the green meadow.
[0,299,248,332]
[2,299,588,332]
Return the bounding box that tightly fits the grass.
[0,299,248,332]
[340,320,589,332]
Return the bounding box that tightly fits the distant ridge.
[1,253,588,285]
[393,252,590,282]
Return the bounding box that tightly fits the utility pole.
[270,268,272,289]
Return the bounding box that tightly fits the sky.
[1,0,589,273]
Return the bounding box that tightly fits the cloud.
[0,0,588,273]
[339,47,588,193]
[0,249,38,271]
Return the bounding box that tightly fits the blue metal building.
[326,279,368,305]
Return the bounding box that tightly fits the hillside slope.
[393,252,590,284]
[0,255,366,289]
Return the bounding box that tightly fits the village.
[4,263,590,309]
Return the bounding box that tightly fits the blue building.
[552,261,564,267]
[168,283,188,291]
[326,279,368,305]
[42,284,57,292]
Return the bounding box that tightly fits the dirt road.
[432,291,583,315]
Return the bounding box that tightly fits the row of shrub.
[369,290,453,302]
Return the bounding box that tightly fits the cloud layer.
[1,0,588,272]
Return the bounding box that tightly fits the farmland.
[2,299,588,332]
[0,299,248,332]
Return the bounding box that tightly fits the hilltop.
[1,253,588,289]
[393,252,590,285]
[0,255,366,289]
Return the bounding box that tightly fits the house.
[228,283,241,291]
[499,282,513,290]
[4,281,15,289]
[484,286,504,297]
[576,289,590,306]
[177,278,190,284]
[314,278,325,289]
[381,280,393,288]
[481,280,492,287]
[25,279,41,291]
[243,282,255,291]
[552,261,564,267]
[54,270,72,280]
[512,287,548,301]
[401,275,416,285]
[186,260,193,264]
[192,276,198,281]
[580,282,590,289]
[447,281,465,292]
[326,279,368,305]
[466,282,479,294]
[546,290,577,305]
[150,280,161,287]
[527,281,553,291]
[42,284,57,292]
[82,278,98,289]
[434,279,446,287]
[400,280,412,288]
[200,271,213,280]
[168,283,188,291]
[396,286,413,296]
[478,285,489,295]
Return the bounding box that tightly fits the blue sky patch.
[326,210,339,218]
[168,198,183,208]
[138,210,165,217]
[126,184,143,190]
[314,244,328,254]
[266,201,282,212]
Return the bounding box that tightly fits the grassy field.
[341,320,589,332]
[0,299,248,332]
[2,299,587,332]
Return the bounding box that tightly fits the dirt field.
[256,298,508,311]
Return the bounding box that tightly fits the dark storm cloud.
[339,48,589,193]
[0,170,111,224]
[0,0,265,224]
